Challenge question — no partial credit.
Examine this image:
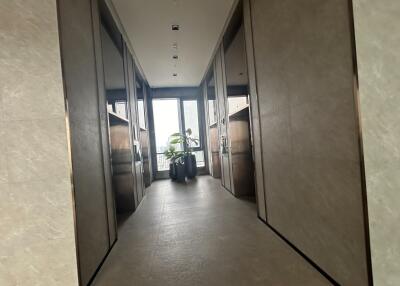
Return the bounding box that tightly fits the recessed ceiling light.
[172,24,180,31]
[173,73,178,77]
[173,55,178,60]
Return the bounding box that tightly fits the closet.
[204,2,254,197]
[57,0,150,284]
[205,71,221,178]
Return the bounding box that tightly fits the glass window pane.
[115,101,127,118]
[183,100,200,148]
[207,73,217,125]
[228,96,248,115]
[208,100,216,124]
[153,99,181,171]
[156,154,170,171]
[138,100,146,129]
[193,151,205,167]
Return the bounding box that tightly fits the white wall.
[354,0,400,285]
[0,1,78,285]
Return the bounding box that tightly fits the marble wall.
[0,1,78,285]
[353,1,400,285]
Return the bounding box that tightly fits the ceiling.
[111,0,235,88]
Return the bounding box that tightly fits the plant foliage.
[163,128,199,163]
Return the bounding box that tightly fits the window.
[152,97,205,173]
[138,100,146,129]
[153,99,181,171]
[115,101,127,119]
[183,100,200,148]
[228,96,248,115]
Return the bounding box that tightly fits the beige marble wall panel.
[354,1,400,285]
[0,0,78,285]
[250,0,370,284]
[0,120,8,184]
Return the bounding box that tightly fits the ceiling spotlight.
[173,73,178,77]
[172,42,178,49]
[172,24,180,31]
[173,55,178,60]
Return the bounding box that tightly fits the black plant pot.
[169,162,177,180]
[175,163,186,183]
[185,154,197,179]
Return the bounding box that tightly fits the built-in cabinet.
[214,46,234,192]
[99,1,146,213]
[204,73,221,178]
[125,41,146,208]
[137,82,153,187]
[57,0,151,284]
[244,0,371,285]
[204,3,254,198]
[58,0,115,284]
[203,0,372,285]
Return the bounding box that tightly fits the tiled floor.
[93,176,331,286]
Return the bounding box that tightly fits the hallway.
[93,176,330,286]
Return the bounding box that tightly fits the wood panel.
[229,109,254,197]
[57,0,115,284]
[210,126,221,178]
[249,0,370,284]
[214,46,233,192]
[243,0,267,220]
[91,0,117,247]
[125,46,145,207]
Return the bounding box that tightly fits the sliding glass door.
[152,97,205,177]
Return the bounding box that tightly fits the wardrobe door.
[214,46,232,192]
[92,0,117,247]
[57,0,114,284]
[249,0,371,284]
[125,48,145,207]
[204,72,221,179]
[243,0,267,220]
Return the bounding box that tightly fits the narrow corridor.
[93,176,330,286]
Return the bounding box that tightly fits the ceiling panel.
[111,0,235,87]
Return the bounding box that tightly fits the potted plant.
[164,128,199,181]
[164,145,185,182]
[174,157,186,182]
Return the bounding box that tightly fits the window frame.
[151,95,206,175]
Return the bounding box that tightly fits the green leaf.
[170,138,181,144]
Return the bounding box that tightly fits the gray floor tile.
[93,176,331,286]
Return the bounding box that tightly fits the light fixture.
[172,24,180,31]
[173,55,178,60]
[173,73,178,77]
